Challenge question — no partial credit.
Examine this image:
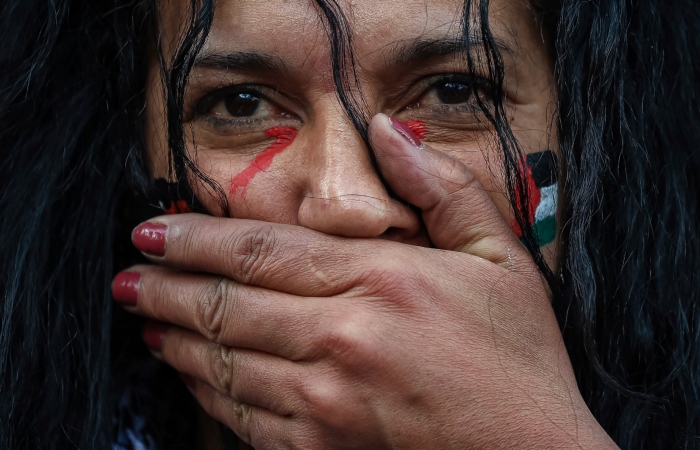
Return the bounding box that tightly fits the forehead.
[162,0,533,63]
[206,0,462,50]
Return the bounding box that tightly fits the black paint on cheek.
[526,150,558,187]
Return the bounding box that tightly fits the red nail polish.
[389,117,422,147]
[112,271,140,306]
[132,222,166,257]
[179,373,196,390]
[142,321,167,351]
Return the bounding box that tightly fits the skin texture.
[121,0,619,447]
[145,0,559,254]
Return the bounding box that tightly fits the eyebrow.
[193,36,515,76]
[194,51,291,74]
[384,36,515,68]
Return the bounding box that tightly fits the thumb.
[369,113,522,266]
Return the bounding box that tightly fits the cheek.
[230,126,298,198]
[185,127,303,220]
[429,138,559,246]
[144,67,173,180]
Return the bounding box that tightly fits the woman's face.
[146,0,558,260]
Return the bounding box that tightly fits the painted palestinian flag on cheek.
[512,150,558,247]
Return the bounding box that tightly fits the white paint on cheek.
[535,184,558,222]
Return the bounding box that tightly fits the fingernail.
[112,271,140,306]
[132,222,166,257]
[179,373,196,390]
[389,116,422,147]
[142,321,167,351]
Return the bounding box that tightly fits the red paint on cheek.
[402,120,426,140]
[230,126,298,197]
[511,164,541,238]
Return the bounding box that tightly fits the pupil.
[225,93,260,117]
[436,82,472,105]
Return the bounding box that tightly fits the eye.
[435,82,474,104]
[416,76,494,109]
[223,92,262,117]
[198,88,285,119]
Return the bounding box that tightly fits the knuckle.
[228,225,279,283]
[210,344,236,394]
[300,376,353,428]
[316,311,379,363]
[429,151,472,186]
[179,222,206,259]
[146,272,171,314]
[448,160,479,196]
[229,401,254,444]
[196,277,234,342]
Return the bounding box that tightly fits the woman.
[1,0,698,448]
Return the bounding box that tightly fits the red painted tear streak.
[403,120,427,140]
[230,126,298,197]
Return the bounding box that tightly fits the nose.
[296,116,421,239]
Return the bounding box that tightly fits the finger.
[130,214,396,296]
[369,114,523,265]
[185,377,293,448]
[155,324,302,415]
[116,265,324,359]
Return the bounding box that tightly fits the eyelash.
[200,116,272,134]
[419,74,498,106]
[193,73,500,130]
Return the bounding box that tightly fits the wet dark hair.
[0,0,698,448]
[550,1,700,447]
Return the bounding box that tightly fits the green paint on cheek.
[533,215,557,247]
[519,215,557,247]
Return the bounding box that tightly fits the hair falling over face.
[0,0,699,448]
